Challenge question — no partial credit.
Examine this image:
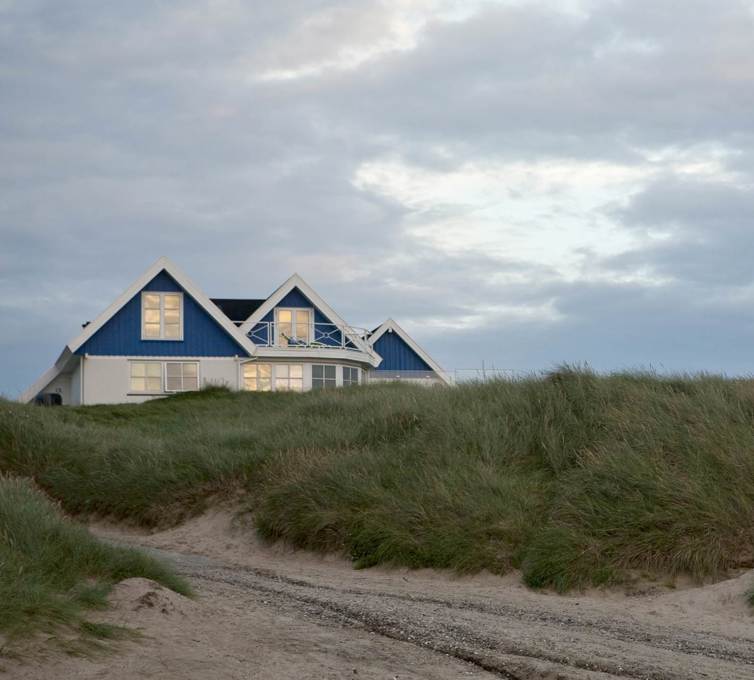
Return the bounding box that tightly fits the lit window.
[130,361,162,393]
[142,292,182,340]
[312,364,336,390]
[165,362,199,392]
[275,308,311,346]
[275,364,303,392]
[243,364,272,391]
[343,366,359,386]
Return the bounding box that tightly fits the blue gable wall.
[77,270,249,357]
[249,287,354,348]
[373,330,432,371]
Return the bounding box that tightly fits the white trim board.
[239,273,380,366]
[367,318,451,384]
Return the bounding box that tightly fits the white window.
[130,361,162,393]
[165,362,199,392]
[343,366,359,386]
[275,364,303,392]
[142,292,183,340]
[312,364,336,390]
[275,308,311,346]
[243,363,272,391]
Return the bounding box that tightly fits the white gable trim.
[238,273,377,360]
[368,318,451,384]
[18,364,62,403]
[64,257,255,357]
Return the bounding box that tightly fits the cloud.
[1,0,754,396]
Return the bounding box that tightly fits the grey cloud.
[603,175,754,285]
[2,0,754,396]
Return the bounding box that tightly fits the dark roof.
[211,298,266,325]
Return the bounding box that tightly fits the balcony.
[247,321,368,351]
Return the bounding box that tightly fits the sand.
[4,509,754,679]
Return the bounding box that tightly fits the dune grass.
[2,370,754,595]
[0,476,190,647]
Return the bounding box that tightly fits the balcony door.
[275,308,312,346]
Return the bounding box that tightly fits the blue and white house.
[21,257,450,405]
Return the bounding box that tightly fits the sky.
[2,0,754,396]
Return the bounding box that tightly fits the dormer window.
[142,292,183,340]
[275,308,311,346]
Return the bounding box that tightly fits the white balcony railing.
[247,321,368,351]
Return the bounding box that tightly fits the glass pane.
[164,323,181,338]
[184,376,199,391]
[278,310,292,322]
[131,362,146,377]
[147,377,162,391]
[289,365,303,378]
[163,294,181,309]
[146,363,162,377]
[166,363,181,377]
[312,365,323,379]
[324,365,336,379]
[182,363,198,378]
[277,365,289,378]
[259,378,271,392]
[144,323,161,338]
[130,377,146,391]
[243,364,257,378]
[258,364,271,378]
[312,380,323,390]
[143,293,160,309]
[244,378,257,391]
[275,379,289,391]
[144,309,161,323]
[166,377,181,391]
[290,379,303,392]
[164,310,180,324]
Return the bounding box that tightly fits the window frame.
[274,364,304,392]
[242,363,272,392]
[129,360,164,394]
[164,361,200,393]
[312,364,337,390]
[141,292,184,341]
[274,308,313,347]
[343,366,360,387]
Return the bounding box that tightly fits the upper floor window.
[142,292,183,340]
[312,364,336,390]
[275,308,311,346]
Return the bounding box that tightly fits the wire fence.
[365,368,527,385]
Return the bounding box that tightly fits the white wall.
[81,356,241,405]
[43,373,71,404]
[69,359,82,405]
[76,356,369,405]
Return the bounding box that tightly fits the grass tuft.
[0,476,190,645]
[3,368,754,603]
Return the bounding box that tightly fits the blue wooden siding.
[373,330,432,371]
[76,270,249,357]
[249,287,355,348]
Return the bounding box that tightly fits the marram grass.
[0,475,190,646]
[2,369,754,598]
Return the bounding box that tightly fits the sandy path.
[6,511,754,679]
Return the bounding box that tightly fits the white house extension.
[20,257,450,405]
